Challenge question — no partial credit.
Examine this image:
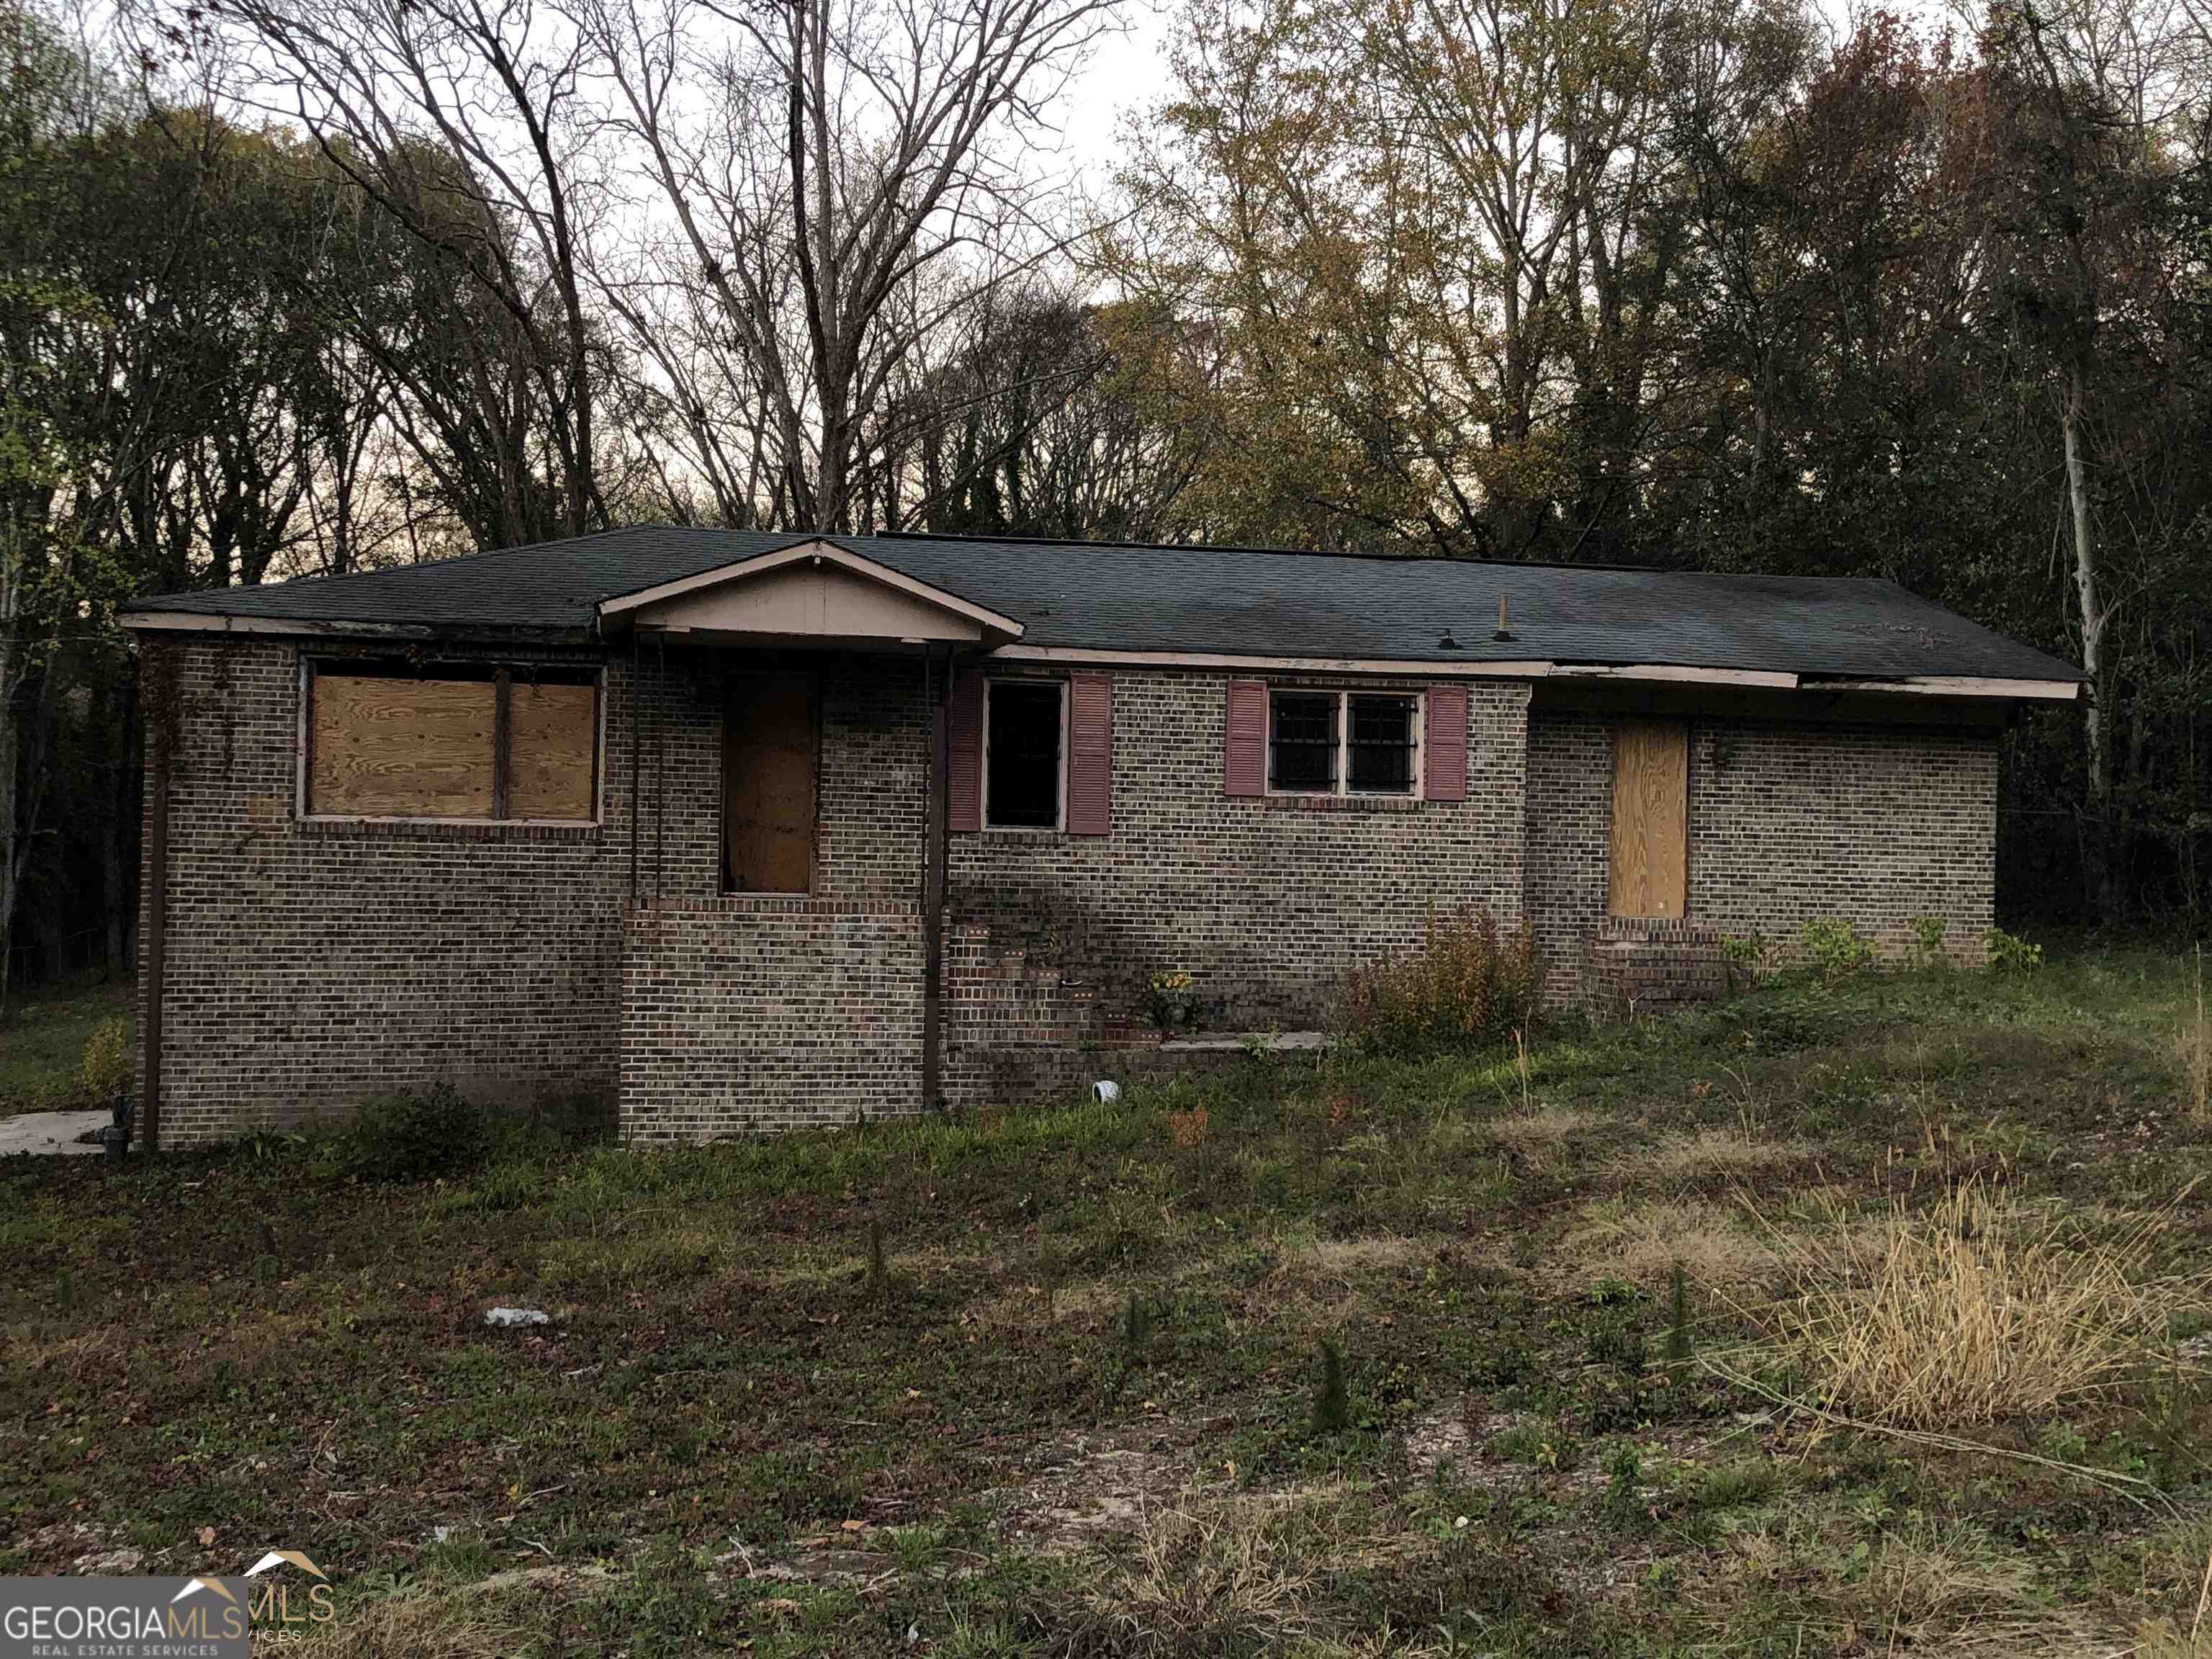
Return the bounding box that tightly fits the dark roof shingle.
[122,526,2080,683]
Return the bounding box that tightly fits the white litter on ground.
[485,1306,552,1328]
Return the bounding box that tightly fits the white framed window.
[1267,688,1421,797]
[982,677,1068,830]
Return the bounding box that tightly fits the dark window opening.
[1347,694,1417,794]
[986,680,1063,828]
[1269,691,1337,792]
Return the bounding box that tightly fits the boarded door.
[1609,720,1689,919]
[725,672,817,894]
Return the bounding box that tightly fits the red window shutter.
[1225,679,1267,796]
[1066,673,1112,835]
[1425,683,1468,801]
[948,667,984,832]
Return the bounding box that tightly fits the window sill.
[295,817,603,843]
[976,824,1064,840]
[1259,793,1426,814]
[678,896,920,916]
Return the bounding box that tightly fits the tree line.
[2,0,2206,993]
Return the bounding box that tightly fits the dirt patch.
[979,1434,1214,1554]
[1398,1398,1552,1488]
[15,1521,143,1575]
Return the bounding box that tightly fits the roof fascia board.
[1802,675,2080,701]
[997,647,1794,688]
[119,612,438,639]
[1547,663,1799,689]
[988,644,1554,677]
[598,536,1025,637]
[996,649,2062,700]
[117,611,595,646]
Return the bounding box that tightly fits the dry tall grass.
[1750,1180,2178,1428]
[1074,1503,1313,1655]
[1571,1199,1776,1289]
[1608,1126,1807,1184]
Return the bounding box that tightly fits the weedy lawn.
[4,946,2212,1656]
[0,979,132,1117]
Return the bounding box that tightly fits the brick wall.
[950,669,1532,1028]
[621,900,923,1139]
[141,638,945,1146]
[141,637,636,1146]
[1689,716,1997,956]
[1525,708,1998,1004]
[611,655,936,1140]
[143,634,2002,1145]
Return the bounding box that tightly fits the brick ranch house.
[118,529,2080,1148]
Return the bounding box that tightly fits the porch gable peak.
[599,538,1025,647]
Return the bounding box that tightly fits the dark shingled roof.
[123,526,2081,683]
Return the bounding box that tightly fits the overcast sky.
[1042,0,1959,185]
[1050,0,1174,178]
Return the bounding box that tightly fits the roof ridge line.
[864,529,1673,573]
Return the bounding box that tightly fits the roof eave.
[117,611,598,647]
[1797,674,2081,701]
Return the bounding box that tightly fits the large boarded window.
[509,680,598,820]
[1609,719,1689,919]
[307,662,599,822]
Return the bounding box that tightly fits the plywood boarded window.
[509,680,598,820]
[724,670,817,893]
[1609,719,1689,919]
[307,663,599,822]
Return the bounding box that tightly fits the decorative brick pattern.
[1524,709,1997,1006]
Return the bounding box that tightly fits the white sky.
[1048,0,1175,181]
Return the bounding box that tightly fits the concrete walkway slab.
[1158,1030,1328,1053]
[0,1111,107,1156]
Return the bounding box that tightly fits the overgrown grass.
[4,941,2211,1656]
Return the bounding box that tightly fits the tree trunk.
[2061,366,2111,920]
